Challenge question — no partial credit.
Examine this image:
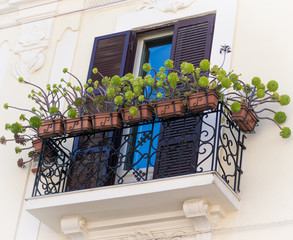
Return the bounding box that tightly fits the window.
[66,14,215,191]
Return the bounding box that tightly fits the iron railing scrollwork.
[32,102,245,197]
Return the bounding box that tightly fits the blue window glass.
[131,40,172,169]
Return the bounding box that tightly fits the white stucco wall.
[0,0,292,239]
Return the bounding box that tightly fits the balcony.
[26,103,245,235]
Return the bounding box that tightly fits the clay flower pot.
[187,90,220,113]
[92,112,122,130]
[38,119,64,139]
[32,138,43,153]
[121,104,153,124]
[232,104,259,132]
[154,98,185,119]
[64,115,92,135]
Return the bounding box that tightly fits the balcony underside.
[26,172,239,232]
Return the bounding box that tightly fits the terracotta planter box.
[38,119,64,139]
[121,104,153,124]
[154,98,185,119]
[32,139,42,153]
[188,90,220,113]
[232,104,259,133]
[64,115,93,135]
[92,112,122,130]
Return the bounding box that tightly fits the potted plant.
[225,76,291,138]
[83,68,122,130]
[7,77,65,138]
[109,72,155,124]
[141,46,233,118]
[60,68,93,135]
[0,114,56,170]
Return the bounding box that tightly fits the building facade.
[0,0,293,239]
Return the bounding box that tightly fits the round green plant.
[274,111,287,124]
[280,127,291,139]
[29,116,43,128]
[198,76,209,87]
[231,101,241,113]
[199,59,210,71]
[67,109,78,118]
[279,95,290,106]
[267,80,278,92]
[129,106,138,116]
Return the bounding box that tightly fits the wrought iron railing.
[32,102,246,197]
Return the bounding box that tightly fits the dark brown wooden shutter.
[153,14,215,179]
[66,31,133,191]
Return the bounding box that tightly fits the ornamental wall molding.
[127,229,191,240]
[12,18,53,81]
[139,0,195,13]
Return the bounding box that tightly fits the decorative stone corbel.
[183,199,225,240]
[61,215,89,240]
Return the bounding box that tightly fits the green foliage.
[29,116,43,128]
[143,63,151,72]
[63,68,68,73]
[274,112,287,124]
[125,91,134,101]
[18,77,24,83]
[110,75,122,87]
[267,80,278,92]
[279,94,290,106]
[67,109,78,118]
[157,92,163,98]
[229,73,238,83]
[92,68,98,74]
[180,62,194,74]
[221,78,232,88]
[199,59,210,71]
[231,101,241,113]
[49,106,59,115]
[19,114,26,121]
[10,122,24,134]
[251,77,261,86]
[198,76,209,87]
[114,96,123,106]
[3,103,8,109]
[129,106,138,116]
[280,127,291,138]
[164,59,173,69]
[15,146,22,154]
[256,89,265,98]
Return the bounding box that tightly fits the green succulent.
[198,76,209,87]
[279,95,290,106]
[274,111,287,124]
[251,77,261,86]
[280,127,291,138]
[67,109,78,118]
[231,101,241,113]
[10,122,24,134]
[143,63,151,72]
[164,59,173,68]
[267,80,278,92]
[199,59,210,71]
[49,106,59,115]
[221,78,232,88]
[29,116,43,128]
